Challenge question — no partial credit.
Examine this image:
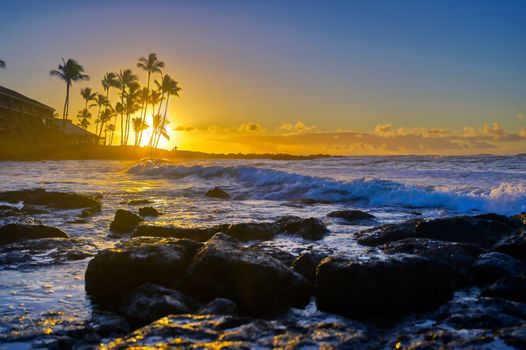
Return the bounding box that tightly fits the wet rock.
[356,220,420,246]
[475,213,524,230]
[205,187,230,199]
[102,314,370,349]
[186,233,311,315]
[248,241,297,266]
[79,208,95,218]
[380,238,482,286]
[0,224,69,245]
[128,199,153,205]
[482,275,526,303]
[225,222,278,241]
[277,216,329,240]
[512,212,526,225]
[327,210,375,223]
[292,247,334,283]
[0,188,101,210]
[133,224,226,242]
[198,298,238,315]
[109,209,144,233]
[296,198,333,205]
[473,252,524,284]
[138,206,161,217]
[119,283,195,325]
[492,233,526,260]
[85,237,201,306]
[316,254,455,318]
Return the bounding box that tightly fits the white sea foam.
[128,161,526,215]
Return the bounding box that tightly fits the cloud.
[374,124,449,138]
[174,125,195,132]
[463,122,508,139]
[279,121,318,133]
[373,123,393,136]
[238,122,263,132]
[517,113,525,121]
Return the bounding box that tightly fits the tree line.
[49,53,181,148]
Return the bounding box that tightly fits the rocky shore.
[1,188,526,349]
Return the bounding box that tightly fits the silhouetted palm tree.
[123,85,141,145]
[77,108,91,133]
[149,114,170,147]
[93,94,108,135]
[112,69,139,145]
[50,58,89,121]
[132,117,148,146]
[106,124,115,145]
[154,76,181,148]
[137,53,164,145]
[80,87,97,110]
[98,107,115,139]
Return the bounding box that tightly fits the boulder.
[316,255,455,318]
[205,187,230,199]
[0,224,69,245]
[248,242,297,266]
[119,283,195,325]
[292,248,334,283]
[512,212,526,225]
[380,238,483,286]
[472,252,524,284]
[133,224,226,242]
[474,213,523,230]
[85,237,201,306]
[0,188,101,210]
[109,209,144,233]
[356,220,420,246]
[186,233,311,315]
[482,275,526,303]
[225,222,278,242]
[198,298,238,315]
[138,206,161,217]
[492,233,526,260]
[327,210,375,223]
[277,216,329,240]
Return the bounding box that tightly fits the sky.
[1,0,525,155]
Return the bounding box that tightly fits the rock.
[198,298,238,315]
[327,210,375,223]
[482,275,526,303]
[380,238,483,287]
[277,216,329,240]
[138,206,161,217]
[119,283,195,325]
[79,208,95,218]
[356,220,420,246]
[492,233,526,260]
[205,187,230,199]
[512,212,526,225]
[296,198,333,205]
[292,248,334,283]
[109,209,144,233]
[225,222,278,242]
[0,224,69,245]
[186,233,311,315]
[133,224,226,242]
[474,213,524,230]
[472,252,524,284]
[128,199,153,205]
[85,237,201,306]
[0,188,101,210]
[316,255,455,318]
[248,242,297,266]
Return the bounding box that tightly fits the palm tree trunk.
[137,72,151,146]
[155,93,170,148]
[120,90,125,146]
[95,105,101,135]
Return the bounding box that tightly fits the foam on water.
[128,161,526,215]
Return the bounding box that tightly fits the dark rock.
[292,248,334,283]
[297,198,333,205]
[492,233,526,260]
[128,199,153,205]
[119,283,195,325]
[79,208,94,218]
[327,210,375,223]
[248,241,297,266]
[0,188,101,210]
[356,220,420,246]
[133,224,226,242]
[85,237,201,306]
[482,275,526,303]
[277,216,329,240]
[109,209,144,233]
[474,213,523,230]
[316,255,455,318]
[205,187,230,199]
[512,212,526,225]
[0,224,69,245]
[473,252,524,284]
[138,206,161,217]
[225,222,278,241]
[380,238,483,286]
[186,233,311,315]
[198,298,238,315]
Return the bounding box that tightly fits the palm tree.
[49,58,89,121]
[98,107,115,139]
[80,87,97,110]
[106,124,116,146]
[0,60,5,69]
[136,53,164,145]
[154,76,181,148]
[149,114,170,147]
[132,117,148,146]
[123,85,141,145]
[77,108,91,133]
[112,69,139,145]
[93,94,108,135]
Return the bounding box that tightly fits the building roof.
[0,85,55,111]
[52,119,100,138]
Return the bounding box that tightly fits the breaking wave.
[128,161,526,215]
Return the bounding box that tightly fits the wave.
[128,161,526,215]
